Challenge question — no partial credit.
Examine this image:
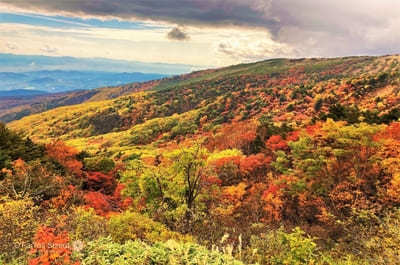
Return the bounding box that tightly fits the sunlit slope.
[9,55,400,151]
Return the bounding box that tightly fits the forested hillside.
[0,78,163,123]
[3,55,400,264]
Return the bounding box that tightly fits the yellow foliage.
[0,197,39,261]
[107,211,193,244]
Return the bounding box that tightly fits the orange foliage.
[261,183,284,222]
[239,153,272,178]
[29,226,79,265]
[305,123,322,136]
[266,135,288,151]
[46,141,83,176]
[207,121,257,153]
[377,122,400,141]
[223,182,247,203]
[50,185,80,210]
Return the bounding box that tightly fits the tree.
[0,123,44,169]
[170,145,209,232]
[0,159,60,200]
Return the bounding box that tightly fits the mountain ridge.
[9,55,400,149]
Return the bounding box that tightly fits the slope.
[9,55,400,151]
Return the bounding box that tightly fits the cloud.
[215,32,295,62]
[0,0,278,29]
[1,0,400,64]
[167,27,189,41]
[40,44,58,53]
[6,42,17,50]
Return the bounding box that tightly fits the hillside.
[9,55,400,147]
[0,78,164,122]
[3,55,400,264]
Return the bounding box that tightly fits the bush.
[67,207,107,242]
[0,197,39,261]
[107,211,191,244]
[84,157,115,173]
[79,237,245,265]
[244,227,318,265]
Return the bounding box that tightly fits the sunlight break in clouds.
[0,0,400,68]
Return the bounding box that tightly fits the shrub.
[0,197,39,261]
[84,157,115,173]
[79,237,245,265]
[107,211,191,244]
[67,207,107,242]
[244,227,318,265]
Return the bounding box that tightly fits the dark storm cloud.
[2,0,400,58]
[0,0,279,30]
[167,27,189,41]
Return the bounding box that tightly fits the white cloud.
[0,22,294,67]
[1,0,399,68]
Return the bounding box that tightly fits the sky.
[0,0,400,72]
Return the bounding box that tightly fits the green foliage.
[364,209,400,264]
[320,104,400,125]
[67,207,107,241]
[79,237,245,265]
[171,120,197,139]
[84,157,115,173]
[5,55,400,265]
[314,97,323,112]
[0,123,44,169]
[244,227,318,265]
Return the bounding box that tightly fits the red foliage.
[84,191,113,216]
[202,175,223,186]
[286,131,300,142]
[113,183,133,210]
[239,153,272,178]
[266,135,288,151]
[305,123,322,136]
[83,183,132,216]
[86,171,116,195]
[212,153,271,184]
[29,226,79,265]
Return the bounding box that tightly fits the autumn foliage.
[29,226,79,265]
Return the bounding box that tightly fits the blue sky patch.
[0,12,159,30]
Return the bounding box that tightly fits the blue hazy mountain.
[0,89,49,98]
[0,70,168,93]
[0,53,197,74]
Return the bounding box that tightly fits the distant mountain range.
[0,53,198,74]
[0,70,167,93]
[0,89,49,98]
